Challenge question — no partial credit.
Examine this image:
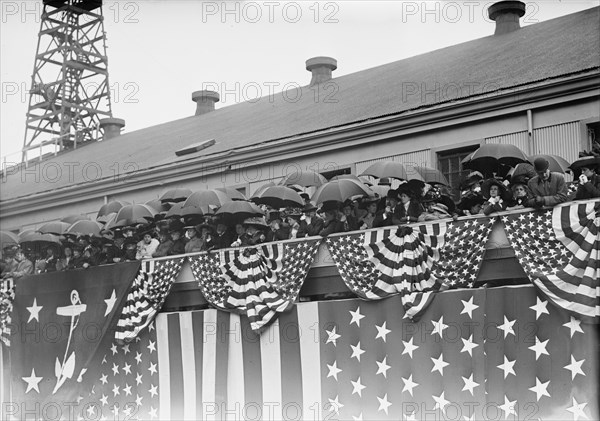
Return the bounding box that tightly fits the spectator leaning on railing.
[575,161,600,199]
[2,249,33,280]
[526,158,568,208]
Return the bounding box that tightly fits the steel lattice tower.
[22,0,112,161]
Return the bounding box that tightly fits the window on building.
[437,146,479,200]
[587,122,600,153]
[320,167,351,180]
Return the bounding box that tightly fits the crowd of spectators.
[1,156,599,279]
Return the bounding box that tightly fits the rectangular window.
[437,146,478,200]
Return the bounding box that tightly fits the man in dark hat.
[266,211,290,242]
[213,220,234,250]
[526,157,568,208]
[374,189,400,227]
[458,191,485,216]
[298,203,324,237]
[122,238,138,262]
[168,221,187,256]
[318,202,346,237]
[575,161,600,199]
[242,217,268,245]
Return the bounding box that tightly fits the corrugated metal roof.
[2,6,599,200]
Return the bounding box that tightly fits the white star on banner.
[563,317,584,338]
[22,368,43,394]
[351,377,366,397]
[460,297,479,319]
[377,393,392,415]
[350,341,365,362]
[376,356,391,378]
[121,344,130,355]
[375,321,391,342]
[566,397,588,421]
[499,396,517,419]
[148,362,157,375]
[529,377,550,401]
[349,307,365,327]
[431,353,449,375]
[352,413,363,421]
[402,374,419,396]
[123,384,132,396]
[103,289,117,317]
[328,395,344,414]
[497,316,516,338]
[431,316,448,338]
[122,363,131,375]
[136,372,143,386]
[135,352,142,365]
[564,355,586,380]
[149,384,158,397]
[147,340,156,353]
[327,361,342,381]
[110,343,118,356]
[433,391,450,412]
[529,337,550,360]
[100,374,108,385]
[402,337,419,358]
[461,374,479,396]
[461,334,478,356]
[325,327,341,346]
[529,297,549,320]
[26,298,43,323]
[112,384,120,397]
[148,407,157,419]
[497,356,516,379]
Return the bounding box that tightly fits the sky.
[1,0,598,163]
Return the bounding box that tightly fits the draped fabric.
[503,201,600,323]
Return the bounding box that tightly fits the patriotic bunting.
[115,257,185,342]
[190,239,321,331]
[503,201,600,323]
[326,218,494,319]
[0,278,15,347]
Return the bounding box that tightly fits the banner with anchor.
[8,262,140,411]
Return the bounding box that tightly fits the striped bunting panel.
[503,200,600,322]
[189,239,321,331]
[115,257,185,341]
[0,278,15,347]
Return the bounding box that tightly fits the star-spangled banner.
[325,218,494,319]
[189,239,321,331]
[114,257,185,342]
[151,285,598,421]
[8,262,140,414]
[503,201,600,323]
[0,278,15,347]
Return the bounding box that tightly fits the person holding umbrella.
[526,158,568,208]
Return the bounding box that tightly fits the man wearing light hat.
[526,157,568,208]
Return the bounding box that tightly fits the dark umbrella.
[160,187,193,203]
[568,156,600,177]
[66,220,103,237]
[184,190,232,209]
[251,182,277,198]
[37,221,71,236]
[312,179,373,205]
[252,186,304,208]
[19,232,61,251]
[97,201,129,218]
[414,166,449,186]
[164,202,186,218]
[0,231,19,249]
[146,199,171,214]
[360,161,424,181]
[215,187,247,201]
[215,201,264,224]
[528,154,570,174]
[280,170,327,188]
[115,204,157,224]
[507,163,536,185]
[330,174,363,183]
[469,144,529,174]
[61,214,90,224]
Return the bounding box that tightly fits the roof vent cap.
[488,1,526,35]
[306,56,337,86]
[98,117,125,141]
[192,90,220,116]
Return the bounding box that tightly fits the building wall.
[2,96,599,232]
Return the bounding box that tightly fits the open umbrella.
[280,170,327,188]
[183,190,232,209]
[360,161,423,181]
[164,202,186,218]
[528,154,570,174]
[37,221,71,236]
[215,187,247,201]
[115,204,157,224]
[19,232,61,250]
[97,201,129,218]
[461,151,475,170]
[61,214,90,224]
[251,186,304,208]
[251,182,277,198]
[312,179,373,205]
[160,187,193,203]
[414,166,449,186]
[146,199,171,214]
[330,174,363,183]
[66,220,103,237]
[469,144,529,174]
[215,201,264,224]
[0,231,19,249]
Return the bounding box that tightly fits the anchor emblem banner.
[8,262,140,409]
